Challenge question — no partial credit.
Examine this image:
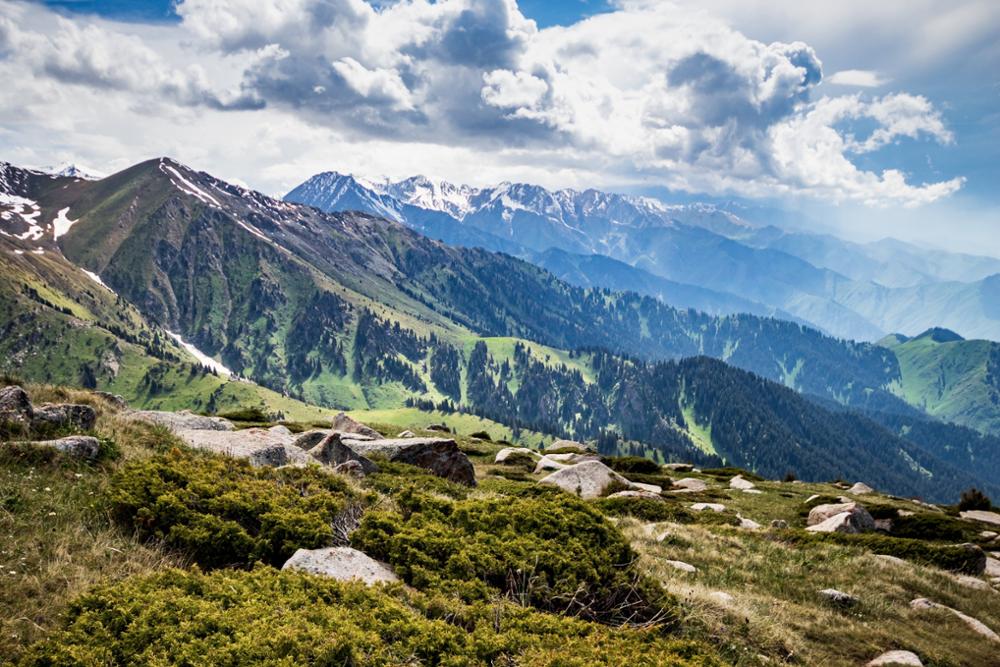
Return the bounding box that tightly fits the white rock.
[671,478,707,493]
[986,556,1000,578]
[708,591,734,605]
[130,409,234,432]
[910,598,1000,642]
[534,455,570,473]
[953,574,993,592]
[874,554,907,566]
[729,475,755,490]
[608,489,664,500]
[543,438,593,453]
[494,446,537,464]
[819,588,858,606]
[664,559,697,573]
[538,461,631,500]
[546,452,599,464]
[961,510,1000,527]
[742,489,763,495]
[849,482,875,495]
[691,503,726,512]
[807,502,875,533]
[630,481,662,494]
[282,547,399,585]
[866,650,923,666]
[397,430,416,438]
[738,515,762,530]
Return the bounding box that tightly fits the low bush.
[109,449,365,568]
[469,430,492,441]
[889,513,974,542]
[602,456,663,475]
[495,450,536,469]
[594,497,694,523]
[352,488,674,625]
[958,487,993,512]
[364,461,470,499]
[781,531,986,574]
[18,567,723,666]
[699,467,764,482]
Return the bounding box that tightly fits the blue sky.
[8,1,999,253]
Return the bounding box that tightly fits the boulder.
[770,519,789,530]
[31,403,97,432]
[663,463,693,472]
[691,503,726,512]
[0,385,32,430]
[308,433,379,475]
[670,478,707,493]
[806,511,872,534]
[738,515,762,530]
[282,547,399,584]
[538,461,630,499]
[331,412,381,439]
[807,502,875,532]
[986,556,1000,578]
[291,430,329,451]
[910,598,1000,642]
[397,430,416,438]
[348,437,476,486]
[866,650,923,666]
[494,446,538,464]
[953,574,992,591]
[630,481,663,495]
[339,432,377,442]
[960,510,1000,527]
[534,455,570,473]
[545,452,599,464]
[543,438,593,453]
[131,409,234,432]
[819,588,859,607]
[849,482,875,495]
[729,475,755,490]
[664,560,697,573]
[174,425,308,467]
[18,435,100,459]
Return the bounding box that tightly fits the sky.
[1,0,998,254]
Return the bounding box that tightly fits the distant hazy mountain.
[287,171,1000,342]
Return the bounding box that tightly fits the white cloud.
[0,0,969,207]
[827,69,889,87]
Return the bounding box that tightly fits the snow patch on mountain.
[167,331,232,377]
[81,269,115,294]
[160,161,221,208]
[52,207,78,239]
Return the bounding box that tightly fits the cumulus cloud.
[827,69,889,87]
[0,0,967,207]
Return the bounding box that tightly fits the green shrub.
[781,531,985,574]
[469,430,492,441]
[215,406,270,422]
[958,487,993,512]
[495,450,536,469]
[352,488,674,625]
[594,497,694,523]
[890,513,974,542]
[18,567,723,666]
[602,456,662,475]
[699,467,764,482]
[109,449,364,568]
[364,461,470,499]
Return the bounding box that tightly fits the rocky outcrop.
[331,412,381,439]
[543,438,593,453]
[910,598,999,642]
[131,410,234,432]
[849,482,874,495]
[608,489,664,501]
[175,425,309,467]
[670,478,708,493]
[397,430,416,438]
[291,430,328,450]
[31,403,97,432]
[348,437,476,486]
[308,433,378,475]
[866,650,923,666]
[961,510,1000,527]
[425,423,451,433]
[494,447,538,464]
[0,385,32,429]
[282,547,399,584]
[729,475,755,490]
[806,502,875,534]
[15,435,100,459]
[663,463,693,472]
[538,460,629,499]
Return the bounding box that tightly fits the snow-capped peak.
[50,164,105,181]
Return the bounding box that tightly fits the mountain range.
[2,157,1000,499]
[286,172,1000,342]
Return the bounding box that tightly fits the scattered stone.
[18,435,100,459]
[425,423,451,433]
[770,519,789,529]
[806,502,875,533]
[708,591,734,605]
[729,475,755,490]
[538,460,630,499]
[986,556,1000,578]
[670,478,708,493]
[866,650,923,666]
[328,412,380,439]
[282,547,399,584]
[308,433,379,475]
[691,503,726,512]
[819,588,859,607]
[910,598,1000,642]
[0,385,32,429]
[291,430,328,450]
[981,531,998,540]
[32,403,97,432]
[960,510,1000,527]
[333,460,367,478]
[898,509,915,517]
[738,515,762,530]
[608,489,663,501]
[131,409,235,432]
[630,481,663,494]
[543,438,593,453]
[348,437,476,486]
[664,559,697,573]
[397,430,416,438]
[742,489,763,495]
[173,426,308,467]
[663,463,693,472]
[494,446,538,464]
[849,482,875,495]
[953,574,992,592]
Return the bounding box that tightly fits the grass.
[346,407,551,448]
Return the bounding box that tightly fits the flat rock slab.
[630,481,663,494]
[282,547,399,584]
[961,510,1000,527]
[986,556,1000,578]
[867,650,923,666]
[849,482,875,495]
[538,460,629,499]
[348,438,476,486]
[494,446,538,464]
[729,475,755,490]
[670,478,707,493]
[176,426,309,467]
[543,438,594,453]
[14,436,100,459]
[663,463,693,472]
[664,560,697,573]
[910,598,999,642]
[131,410,234,432]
